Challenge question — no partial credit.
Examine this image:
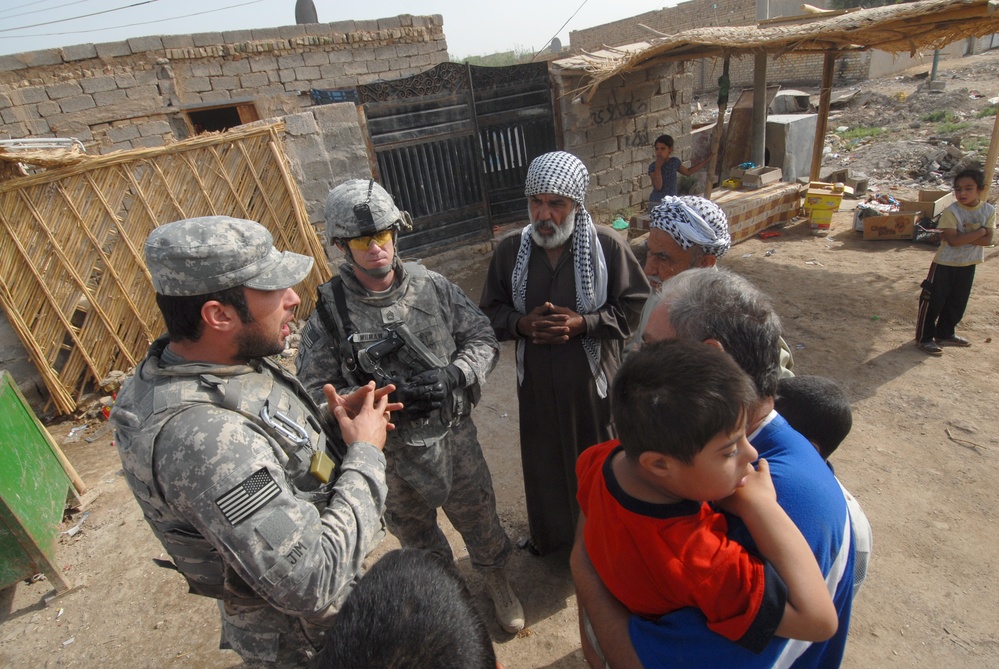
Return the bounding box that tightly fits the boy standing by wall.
[648,134,711,211]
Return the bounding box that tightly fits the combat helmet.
[323,179,412,247]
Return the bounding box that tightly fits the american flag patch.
[215,468,281,526]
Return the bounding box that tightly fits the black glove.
[397,364,463,416]
[383,375,406,406]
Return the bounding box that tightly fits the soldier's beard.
[234,321,287,360]
[530,206,576,249]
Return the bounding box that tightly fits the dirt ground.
[2,53,999,669]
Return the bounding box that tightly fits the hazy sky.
[0,0,671,58]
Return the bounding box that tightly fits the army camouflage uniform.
[296,262,512,571]
[111,216,388,667]
[113,339,387,665]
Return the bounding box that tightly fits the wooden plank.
[810,52,838,182]
[720,85,780,176]
[711,182,801,243]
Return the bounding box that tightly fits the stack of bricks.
[554,61,694,222]
[0,16,447,155]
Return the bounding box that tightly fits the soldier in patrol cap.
[296,180,525,633]
[111,216,395,666]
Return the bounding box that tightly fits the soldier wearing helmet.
[111,216,393,666]
[296,180,525,633]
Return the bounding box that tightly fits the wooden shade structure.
[555,0,999,97]
[553,0,999,192]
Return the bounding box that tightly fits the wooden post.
[41,429,86,498]
[982,107,999,200]
[809,51,838,183]
[751,51,769,169]
[705,57,731,200]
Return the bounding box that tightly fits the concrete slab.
[766,113,818,182]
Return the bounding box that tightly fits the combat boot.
[483,570,525,633]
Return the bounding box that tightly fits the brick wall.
[554,61,693,221]
[568,0,985,93]
[0,16,447,154]
[568,0,873,93]
[256,102,371,228]
[569,0,755,52]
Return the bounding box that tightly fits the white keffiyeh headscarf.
[512,151,610,397]
[649,195,731,258]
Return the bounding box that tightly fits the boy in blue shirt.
[648,134,712,211]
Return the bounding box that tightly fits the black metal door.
[471,62,558,225]
[358,62,486,254]
[357,61,557,254]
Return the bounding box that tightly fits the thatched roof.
[554,0,999,100]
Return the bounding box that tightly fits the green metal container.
[0,371,73,592]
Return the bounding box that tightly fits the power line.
[0,0,266,39]
[0,0,160,34]
[1,0,104,22]
[531,0,591,61]
[0,0,75,16]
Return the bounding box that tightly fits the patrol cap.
[145,216,314,297]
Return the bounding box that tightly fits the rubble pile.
[692,51,999,198]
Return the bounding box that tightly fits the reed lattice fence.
[0,122,331,415]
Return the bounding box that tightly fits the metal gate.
[357,61,557,253]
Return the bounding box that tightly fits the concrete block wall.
[569,0,870,93]
[0,15,447,154]
[262,102,372,231]
[568,0,986,93]
[570,0,754,51]
[554,61,693,220]
[697,51,872,96]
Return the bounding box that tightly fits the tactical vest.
[112,338,341,605]
[316,263,479,447]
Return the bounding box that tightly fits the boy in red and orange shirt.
[576,339,837,655]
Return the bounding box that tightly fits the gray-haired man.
[112,216,393,666]
[480,151,650,557]
[574,268,866,669]
[632,196,793,375]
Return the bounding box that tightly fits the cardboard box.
[900,190,956,220]
[862,213,917,240]
[802,181,844,211]
[822,169,869,197]
[743,166,782,189]
[729,166,749,179]
[853,189,956,236]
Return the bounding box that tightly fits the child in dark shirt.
[648,134,711,211]
[774,375,852,461]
